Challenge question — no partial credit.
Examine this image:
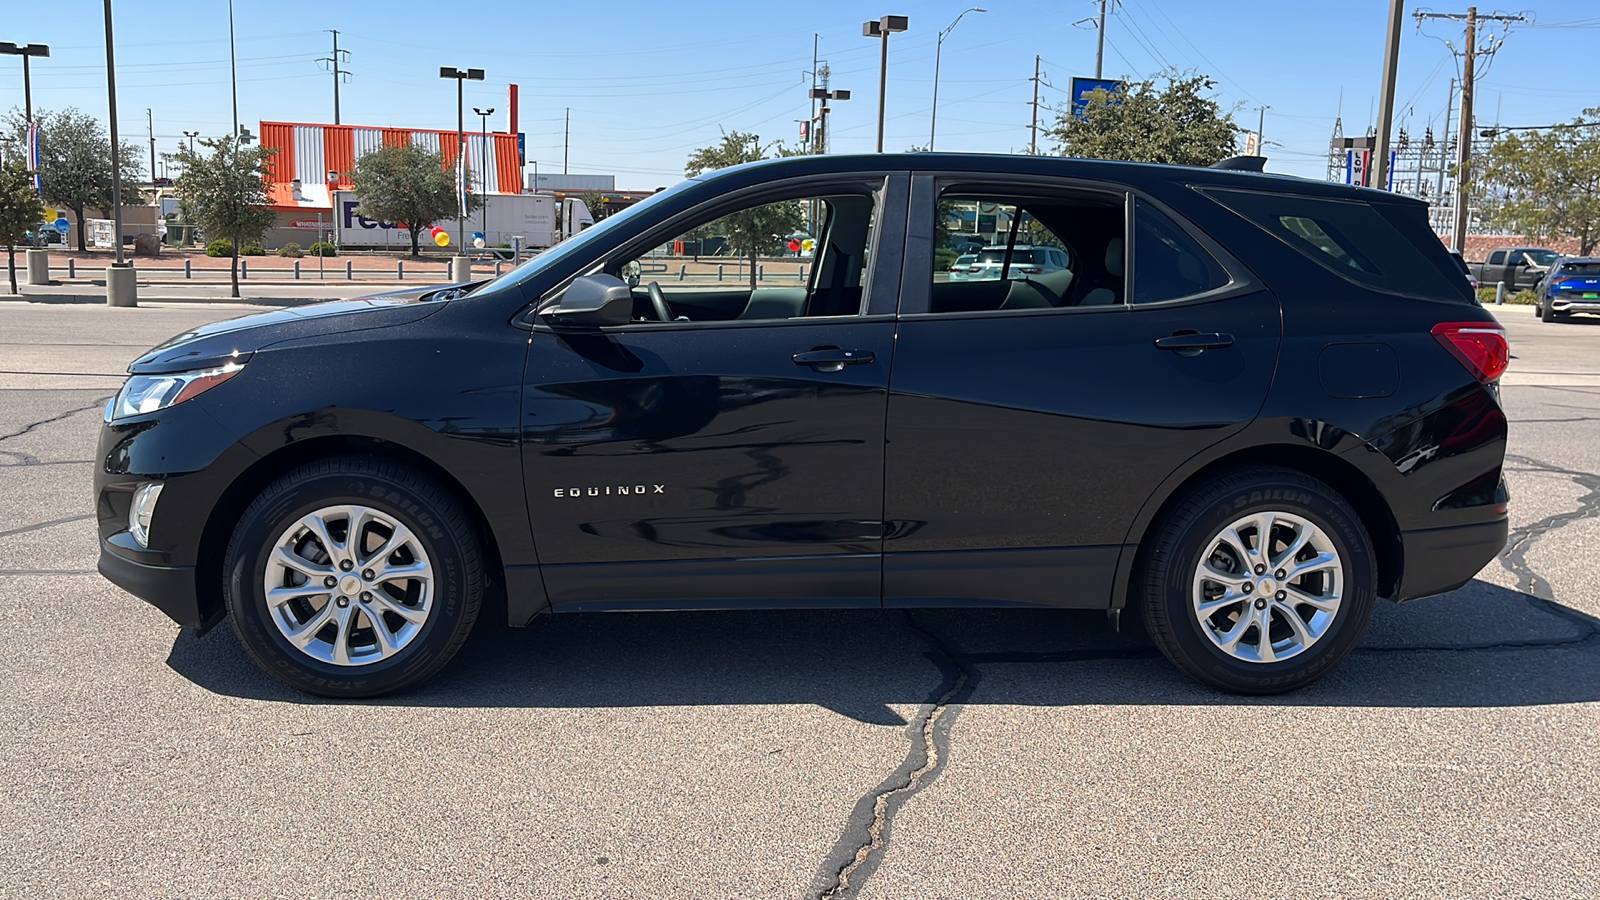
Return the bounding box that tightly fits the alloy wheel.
[262,504,434,666]
[1190,510,1343,664]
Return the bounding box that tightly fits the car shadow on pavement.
[164,577,1600,722]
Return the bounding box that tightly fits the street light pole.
[103,0,125,267]
[474,106,494,245]
[439,67,484,256]
[930,8,984,151]
[227,0,239,142]
[182,130,198,153]
[0,43,51,126]
[1371,0,1405,191]
[862,15,909,153]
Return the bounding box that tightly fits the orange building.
[258,120,523,246]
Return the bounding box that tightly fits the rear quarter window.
[1202,188,1471,302]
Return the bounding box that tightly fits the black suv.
[96,153,1509,697]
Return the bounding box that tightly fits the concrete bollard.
[184,258,191,279]
[106,264,137,307]
[758,265,764,282]
[398,260,404,280]
[294,260,300,279]
[679,264,687,281]
[68,259,76,279]
[450,256,471,283]
[346,260,353,280]
[26,250,50,285]
[495,261,502,277]
[717,265,723,282]
[240,259,248,280]
[798,265,805,282]
[1495,281,1505,305]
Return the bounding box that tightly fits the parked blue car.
[1537,257,1600,322]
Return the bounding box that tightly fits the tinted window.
[929,194,1123,312]
[1205,189,1466,300]
[1525,249,1560,266]
[1562,263,1600,276]
[1132,199,1229,304]
[1489,250,1506,265]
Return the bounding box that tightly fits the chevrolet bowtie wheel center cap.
[338,574,363,596]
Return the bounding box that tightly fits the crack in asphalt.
[812,613,975,900]
[0,397,112,447]
[810,452,1600,898]
[0,514,94,540]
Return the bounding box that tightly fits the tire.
[223,455,484,698]
[1137,467,1377,694]
[1540,300,1555,322]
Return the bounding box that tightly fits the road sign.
[52,217,69,233]
[1069,77,1125,119]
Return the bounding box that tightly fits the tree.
[349,144,470,258]
[685,131,803,289]
[1048,72,1238,167]
[0,160,45,294]
[1478,109,1600,255]
[3,107,144,251]
[169,136,276,298]
[576,190,610,223]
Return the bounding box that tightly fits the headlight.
[111,362,244,420]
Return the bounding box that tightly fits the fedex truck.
[332,191,594,251]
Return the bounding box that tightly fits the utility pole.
[1029,55,1042,155]
[319,30,350,125]
[563,107,569,175]
[1371,0,1405,191]
[104,0,125,267]
[1415,6,1525,250]
[146,108,156,186]
[1257,105,1268,150]
[1436,77,1456,225]
[1095,0,1107,79]
[810,34,819,152]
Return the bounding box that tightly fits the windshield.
[465,181,693,298]
[1525,249,1560,266]
[1562,262,1600,276]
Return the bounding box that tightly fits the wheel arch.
[193,434,508,631]
[1112,442,1403,611]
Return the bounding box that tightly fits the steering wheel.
[646,281,672,322]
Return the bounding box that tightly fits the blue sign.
[52,217,70,233]
[1069,77,1125,119]
[517,132,526,167]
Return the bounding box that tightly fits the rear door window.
[1131,199,1230,304]
[1204,188,1468,301]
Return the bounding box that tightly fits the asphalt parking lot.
[1,298,1597,899]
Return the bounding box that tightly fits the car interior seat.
[1077,238,1124,306]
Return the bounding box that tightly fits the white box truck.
[332,191,593,251]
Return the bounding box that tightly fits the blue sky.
[3,1,1597,189]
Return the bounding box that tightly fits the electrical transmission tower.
[318,30,352,125]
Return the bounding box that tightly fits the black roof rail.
[1210,155,1267,172]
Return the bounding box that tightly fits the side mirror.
[542,274,634,327]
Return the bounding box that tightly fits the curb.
[3,293,326,306]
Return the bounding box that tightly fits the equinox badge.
[553,485,666,498]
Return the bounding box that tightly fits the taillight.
[1018,266,1042,274]
[1550,277,1571,287]
[1432,322,1508,383]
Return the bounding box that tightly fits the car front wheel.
[222,456,483,698]
[1137,467,1377,694]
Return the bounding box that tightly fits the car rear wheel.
[1137,467,1377,694]
[222,456,483,698]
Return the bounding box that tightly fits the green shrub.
[934,247,958,271]
[205,239,234,257]
[240,243,265,256]
[308,241,338,257]
[1476,287,1539,305]
[278,242,304,258]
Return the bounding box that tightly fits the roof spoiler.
[1211,155,1267,172]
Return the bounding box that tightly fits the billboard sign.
[1346,148,1371,187]
[1069,77,1125,119]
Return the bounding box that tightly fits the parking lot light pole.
[862,15,908,153]
[473,106,494,246]
[930,9,982,150]
[0,42,51,126]
[440,67,484,261]
[807,87,850,156]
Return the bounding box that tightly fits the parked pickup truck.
[1468,246,1560,292]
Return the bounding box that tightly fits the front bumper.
[1394,517,1510,601]
[98,536,220,633]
